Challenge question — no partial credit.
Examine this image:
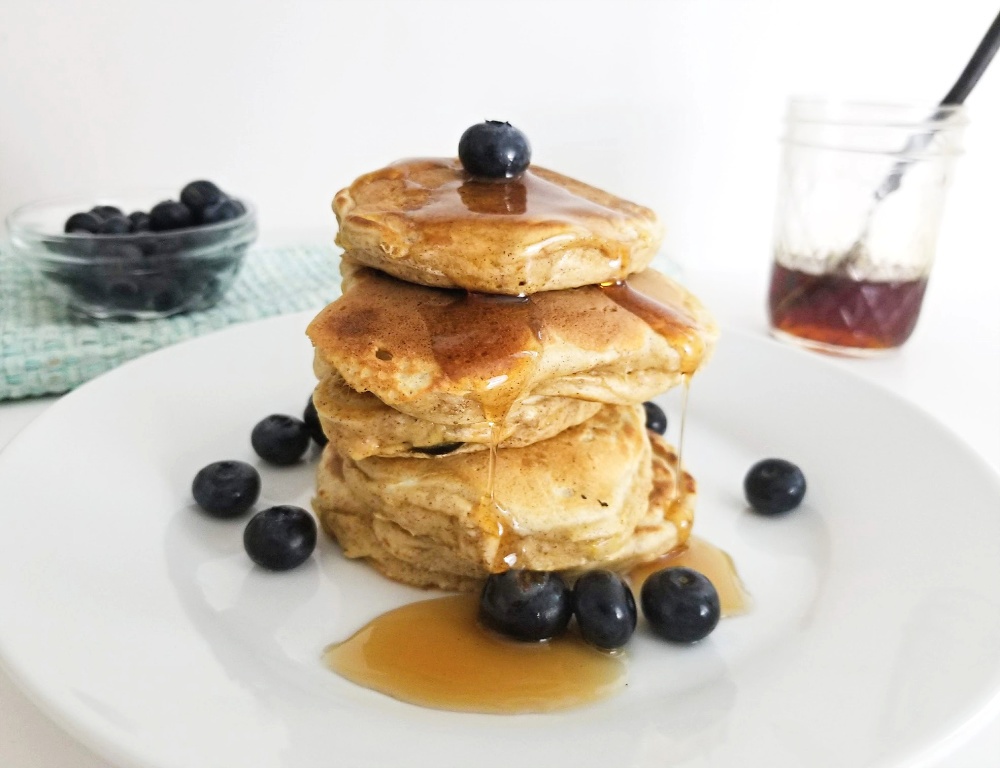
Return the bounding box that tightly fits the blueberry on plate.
[199,198,244,225]
[573,570,637,650]
[479,569,572,641]
[251,414,311,465]
[643,401,668,435]
[180,180,226,213]
[641,567,720,643]
[64,211,102,234]
[244,505,317,571]
[191,460,261,518]
[302,396,328,446]
[458,121,532,179]
[744,458,806,515]
[149,200,193,231]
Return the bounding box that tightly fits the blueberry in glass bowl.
[6,183,257,320]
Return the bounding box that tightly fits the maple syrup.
[599,278,706,375]
[666,376,694,546]
[344,159,636,285]
[418,289,546,569]
[628,537,749,617]
[324,593,626,713]
[768,262,929,351]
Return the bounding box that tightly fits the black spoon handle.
[873,8,1000,203]
[942,7,1000,105]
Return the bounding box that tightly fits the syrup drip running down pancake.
[307,262,718,430]
[333,158,664,294]
[313,406,694,592]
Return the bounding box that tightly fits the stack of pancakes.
[308,158,718,592]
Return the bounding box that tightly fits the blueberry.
[251,414,311,465]
[744,458,806,515]
[458,121,532,179]
[572,570,637,650]
[141,234,182,257]
[412,442,464,456]
[128,211,151,232]
[152,284,189,313]
[243,505,317,571]
[643,401,668,435]
[191,460,261,518]
[90,205,124,220]
[641,567,720,643]
[97,215,132,235]
[479,569,572,642]
[197,274,225,305]
[180,180,226,213]
[303,396,328,446]
[199,198,244,225]
[64,211,102,234]
[149,200,193,231]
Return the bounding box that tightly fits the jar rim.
[786,95,969,128]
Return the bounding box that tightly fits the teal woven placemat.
[0,243,343,401]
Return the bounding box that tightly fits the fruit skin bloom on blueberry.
[64,211,103,234]
[572,570,637,650]
[149,200,194,231]
[479,569,573,642]
[251,414,311,465]
[244,505,317,571]
[744,458,807,515]
[191,460,261,518]
[458,121,532,179]
[641,567,720,643]
[180,180,226,213]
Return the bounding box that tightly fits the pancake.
[307,263,717,427]
[313,372,603,460]
[333,158,663,294]
[313,408,692,592]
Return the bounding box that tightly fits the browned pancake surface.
[307,264,717,425]
[333,158,663,294]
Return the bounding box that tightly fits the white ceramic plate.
[0,311,999,768]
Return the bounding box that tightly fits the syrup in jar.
[768,262,929,353]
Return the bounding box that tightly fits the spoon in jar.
[839,8,1000,272]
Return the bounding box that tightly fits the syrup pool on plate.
[324,593,626,713]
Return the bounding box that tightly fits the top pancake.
[333,158,663,294]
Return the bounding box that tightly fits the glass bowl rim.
[5,187,258,243]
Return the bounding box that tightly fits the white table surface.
[0,256,997,767]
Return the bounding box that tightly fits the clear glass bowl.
[6,190,258,320]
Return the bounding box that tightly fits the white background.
[2,0,999,273]
[1,1,999,766]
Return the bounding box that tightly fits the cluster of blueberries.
[52,180,249,315]
[64,180,246,236]
[191,398,326,570]
[191,394,807,652]
[483,404,805,650]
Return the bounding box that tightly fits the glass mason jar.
[768,98,967,356]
